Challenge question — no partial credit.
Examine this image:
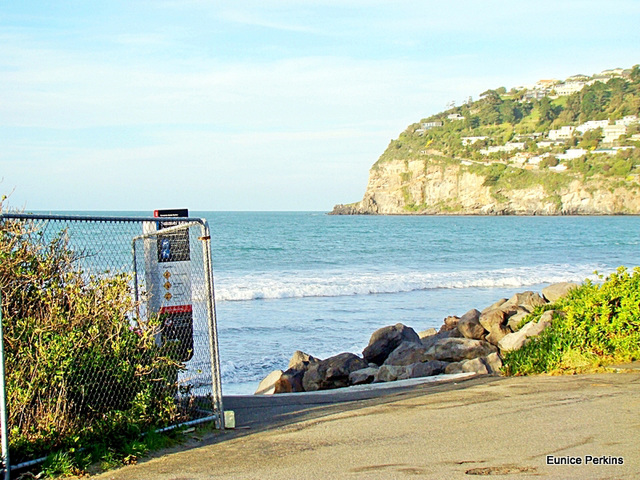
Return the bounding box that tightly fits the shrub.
[0,212,184,463]
[503,267,640,375]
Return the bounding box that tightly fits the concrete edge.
[229,372,477,399]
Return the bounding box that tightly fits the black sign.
[154,209,190,263]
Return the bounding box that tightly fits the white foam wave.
[215,264,600,302]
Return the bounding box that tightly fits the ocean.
[28,211,640,395]
[198,212,640,394]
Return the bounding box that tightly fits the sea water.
[33,212,640,395]
[198,213,640,394]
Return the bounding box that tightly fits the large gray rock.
[288,350,320,370]
[479,308,506,332]
[483,352,503,374]
[363,323,421,365]
[405,360,449,379]
[481,298,507,314]
[255,370,284,395]
[498,310,556,353]
[457,309,486,340]
[426,338,497,362]
[421,329,456,350]
[542,282,579,303]
[502,291,548,312]
[506,309,531,332]
[349,367,378,386]
[439,315,460,332]
[486,325,510,345]
[461,357,489,375]
[418,328,438,339]
[445,362,463,374]
[374,364,408,382]
[274,368,306,393]
[302,353,368,391]
[383,341,429,366]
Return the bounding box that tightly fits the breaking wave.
[215,263,600,302]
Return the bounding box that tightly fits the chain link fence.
[0,212,224,476]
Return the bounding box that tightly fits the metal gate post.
[199,221,225,430]
[0,293,10,480]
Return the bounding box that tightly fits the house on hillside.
[602,124,627,143]
[536,140,555,149]
[576,120,609,134]
[555,82,585,96]
[556,148,587,161]
[447,113,465,121]
[615,115,639,127]
[548,126,575,141]
[422,121,443,130]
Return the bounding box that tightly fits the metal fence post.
[199,221,225,430]
[0,292,10,480]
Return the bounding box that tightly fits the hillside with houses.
[332,65,640,215]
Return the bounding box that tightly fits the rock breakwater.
[255,282,579,395]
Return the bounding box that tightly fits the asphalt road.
[90,372,640,480]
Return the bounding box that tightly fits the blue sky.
[1,1,639,211]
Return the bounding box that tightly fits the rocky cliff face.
[332,156,640,215]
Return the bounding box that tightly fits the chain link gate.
[0,213,224,477]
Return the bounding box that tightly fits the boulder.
[457,309,486,340]
[302,353,368,391]
[481,298,507,314]
[425,338,497,362]
[542,282,579,303]
[439,315,460,332]
[421,329,456,350]
[273,368,305,393]
[498,310,556,353]
[255,370,284,395]
[461,357,489,375]
[502,291,547,312]
[375,364,408,382]
[486,325,510,345]
[479,309,506,332]
[483,352,503,374]
[288,350,320,370]
[349,367,378,386]
[460,308,481,323]
[418,328,438,339]
[506,309,531,332]
[445,362,463,374]
[363,323,421,365]
[383,341,429,366]
[405,360,449,379]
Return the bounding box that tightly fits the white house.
[549,164,568,172]
[448,113,465,121]
[555,148,587,161]
[602,124,627,143]
[536,140,555,149]
[592,149,617,155]
[422,121,443,130]
[576,120,609,134]
[615,115,639,127]
[555,82,585,96]
[548,126,575,141]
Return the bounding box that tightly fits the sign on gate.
[144,209,194,361]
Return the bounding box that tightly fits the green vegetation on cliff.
[373,65,640,191]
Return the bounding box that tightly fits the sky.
[1,1,639,212]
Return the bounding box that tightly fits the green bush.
[0,214,184,463]
[503,266,640,375]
